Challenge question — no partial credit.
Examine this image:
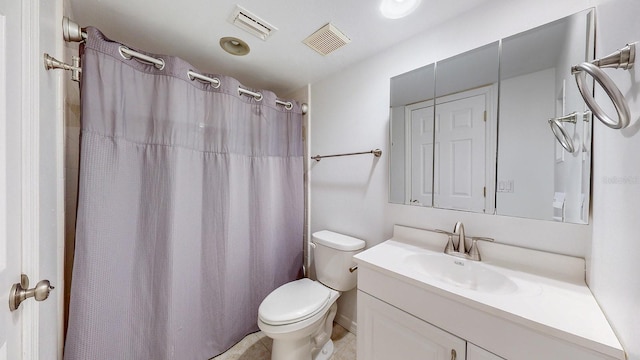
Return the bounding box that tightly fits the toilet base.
[271,335,313,360]
[269,332,336,360]
[264,302,338,360]
[313,339,334,360]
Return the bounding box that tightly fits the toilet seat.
[259,278,332,326]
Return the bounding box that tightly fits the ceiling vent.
[303,23,351,56]
[228,5,278,41]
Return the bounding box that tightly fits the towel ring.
[574,62,630,129]
[548,112,578,153]
[571,42,635,130]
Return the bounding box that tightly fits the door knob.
[9,274,54,311]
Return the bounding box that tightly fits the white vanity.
[353,225,625,360]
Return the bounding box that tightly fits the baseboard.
[335,313,357,335]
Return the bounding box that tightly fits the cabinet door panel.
[468,343,506,360]
[358,291,466,360]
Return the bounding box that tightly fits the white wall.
[311,0,640,357]
[588,0,640,359]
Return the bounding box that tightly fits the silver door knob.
[9,274,54,311]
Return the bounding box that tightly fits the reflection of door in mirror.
[407,101,434,206]
[434,89,487,212]
[434,41,499,215]
[389,64,435,206]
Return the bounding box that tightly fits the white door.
[408,101,434,206]
[0,2,23,358]
[0,0,64,359]
[434,93,486,212]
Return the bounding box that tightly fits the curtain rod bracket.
[63,17,86,42]
[44,53,82,82]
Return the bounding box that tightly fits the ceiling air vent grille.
[228,5,278,41]
[303,23,351,56]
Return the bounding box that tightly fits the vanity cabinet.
[467,344,505,360]
[358,291,504,360]
[354,229,625,360]
[358,291,465,360]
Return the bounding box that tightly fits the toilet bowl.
[258,231,365,360]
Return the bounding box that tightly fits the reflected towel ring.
[549,112,578,153]
[573,62,630,129]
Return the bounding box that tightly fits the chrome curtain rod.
[311,149,382,162]
[53,17,309,114]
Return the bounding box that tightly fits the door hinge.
[483,186,486,197]
[483,110,487,122]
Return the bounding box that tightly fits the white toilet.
[258,230,365,360]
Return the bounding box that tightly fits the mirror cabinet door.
[388,9,594,224]
[434,42,499,214]
[497,10,594,223]
[389,64,435,206]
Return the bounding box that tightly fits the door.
[358,291,466,360]
[0,1,23,358]
[0,0,64,359]
[408,100,434,206]
[434,93,486,212]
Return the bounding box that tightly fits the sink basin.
[404,253,518,294]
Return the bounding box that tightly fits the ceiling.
[66,0,497,96]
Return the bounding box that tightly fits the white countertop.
[353,225,625,359]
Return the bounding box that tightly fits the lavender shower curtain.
[65,28,304,359]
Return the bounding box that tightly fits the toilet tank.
[312,230,366,291]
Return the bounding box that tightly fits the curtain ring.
[574,62,630,129]
[118,46,165,71]
[187,70,221,89]
[284,102,293,110]
[118,46,132,60]
[154,58,165,71]
[254,93,263,101]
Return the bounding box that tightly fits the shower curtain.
[65,28,304,359]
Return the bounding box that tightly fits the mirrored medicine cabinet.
[389,9,595,224]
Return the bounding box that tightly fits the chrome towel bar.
[572,42,636,129]
[311,149,382,162]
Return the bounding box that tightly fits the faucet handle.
[467,237,494,261]
[469,236,494,243]
[444,235,456,253]
[433,229,454,236]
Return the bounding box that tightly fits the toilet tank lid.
[312,230,365,251]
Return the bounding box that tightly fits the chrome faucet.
[443,221,494,261]
[453,221,466,254]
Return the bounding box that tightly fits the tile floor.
[211,323,356,360]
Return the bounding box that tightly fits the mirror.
[388,9,594,224]
[390,64,435,205]
[497,11,594,223]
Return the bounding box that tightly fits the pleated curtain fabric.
[64,27,304,359]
